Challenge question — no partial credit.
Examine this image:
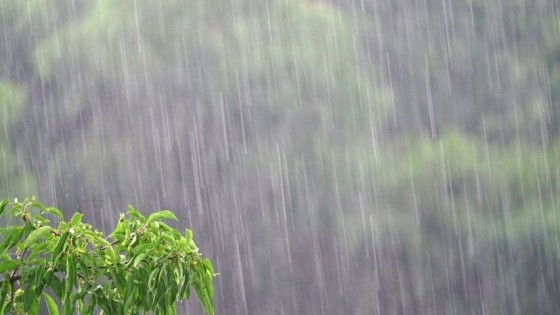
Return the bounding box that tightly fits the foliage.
[350,131,560,313]
[0,197,215,315]
[0,82,35,198]
[3,0,560,313]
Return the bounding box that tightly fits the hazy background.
[1,0,560,313]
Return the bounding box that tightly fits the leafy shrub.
[0,197,215,315]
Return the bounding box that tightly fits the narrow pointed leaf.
[0,199,9,216]
[0,226,24,254]
[43,293,60,315]
[0,259,19,273]
[128,205,146,222]
[69,213,83,226]
[24,226,52,248]
[52,232,70,264]
[146,210,178,224]
[44,207,63,219]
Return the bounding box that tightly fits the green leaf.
[186,229,198,251]
[0,278,9,311]
[71,284,89,303]
[193,280,214,315]
[28,297,40,315]
[83,230,111,247]
[49,275,64,298]
[43,269,54,287]
[27,242,50,261]
[69,212,83,226]
[185,228,193,241]
[104,245,118,264]
[0,259,19,273]
[168,278,179,303]
[23,283,37,312]
[24,226,52,248]
[64,255,76,304]
[95,291,111,314]
[128,205,146,222]
[52,232,70,264]
[132,243,151,256]
[133,253,147,267]
[201,259,215,298]
[84,296,96,314]
[44,293,60,315]
[152,275,168,310]
[44,207,63,219]
[137,268,149,304]
[0,198,9,216]
[31,201,46,212]
[146,210,178,224]
[123,280,136,313]
[202,258,214,273]
[31,214,49,224]
[62,298,74,315]
[33,260,47,294]
[148,269,159,291]
[167,303,177,315]
[110,267,127,292]
[0,226,25,254]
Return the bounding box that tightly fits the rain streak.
[1,0,560,314]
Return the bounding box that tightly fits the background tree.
[0,82,35,199]
[1,0,560,313]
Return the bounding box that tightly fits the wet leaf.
[69,213,83,226]
[52,232,69,264]
[128,205,145,222]
[24,226,52,248]
[146,210,178,224]
[0,226,24,254]
[44,207,63,219]
[0,198,9,216]
[0,259,19,273]
[43,292,60,315]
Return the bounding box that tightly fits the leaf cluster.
[0,197,215,315]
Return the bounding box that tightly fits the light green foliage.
[0,83,26,129]
[222,1,389,145]
[0,83,35,199]
[3,0,560,313]
[0,197,215,315]
[353,131,560,312]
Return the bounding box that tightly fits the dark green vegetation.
[1,0,560,313]
[0,197,215,315]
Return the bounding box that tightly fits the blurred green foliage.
[0,83,35,198]
[1,0,560,313]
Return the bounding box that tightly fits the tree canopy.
[0,197,215,315]
[1,0,560,313]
